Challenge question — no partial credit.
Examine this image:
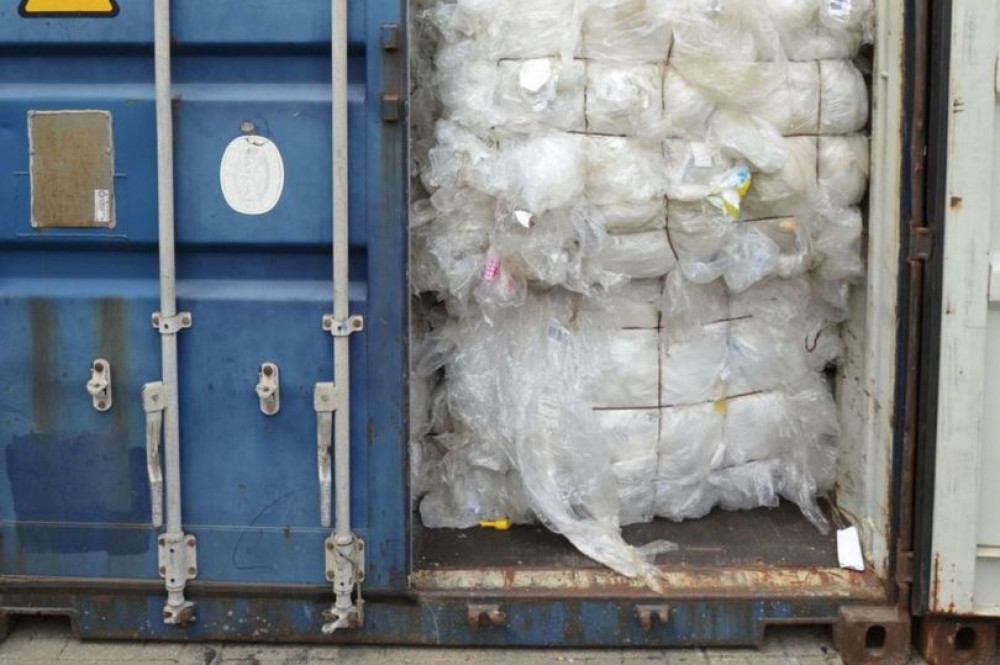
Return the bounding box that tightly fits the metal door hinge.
[255,362,280,415]
[321,535,365,634]
[322,314,364,337]
[158,532,197,625]
[87,358,113,411]
[152,311,192,334]
[909,226,933,262]
[380,23,402,123]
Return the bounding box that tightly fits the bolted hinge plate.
[909,226,933,262]
[322,314,364,337]
[158,534,198,586]
[152,311,192,334]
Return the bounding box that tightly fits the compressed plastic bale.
[654,402,725,520]
[728,275,814,320]
[580,278,663,329]
[726,316,814,395]
[581,0,673,63]
[498,132,587,214]
[818,135,870,207]
[717,224,784,293]
[591,329,660,408]
[595,408,659,525]
[765,0,865,61]
[595,408,660,461]
[663,140,731,203]
[813,206,865,282]
[435,45,501,132]
[496,58,587,133]
[586,62,665,137]
[420,463,534,528]
[660,322,729,405]
[743,136,819,218]
[440,292,676,582]
[596,199,666,234]
[586,137,667,206]
[662,269,730,338]
[588,230,676,280]
[710,458,782,512]
[612,456,657,525]
[820,0,874,31]
[748,63,821,136]
[819,60,869,135]
[422,121,497,194]
[451,0,584,60]
[708,108,789,174]
[669,0,786,64]
[662,67,715,139]
[723,392,792,466]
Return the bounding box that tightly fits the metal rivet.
[158,536,166,545]
[187,567,197,576]
[93,361,104,372]
[159,566,166,575]
[181,315,191,326]
[97,401,106,410]
[263,365,274,377]
[241,121,256,134]
[326,541,334,551]
[186,537,196,547]
[326,570,335,579]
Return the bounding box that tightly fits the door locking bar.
[315,0,365,635]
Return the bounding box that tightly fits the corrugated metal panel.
[927,0,1000,617]
[0,0,408,595]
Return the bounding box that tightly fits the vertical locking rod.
[319,0,364,634]
[153,0,195,626]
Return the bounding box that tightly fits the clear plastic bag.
[819,60,869,135]
[818,135,870,207]
[586,136,668,206]
[498,132,587,214]
[587,229,677,280]
[590,329,661,408]
[496,58,587,133]
[435,292,675,583]
[581,0,674,63]
[586,62,666,137]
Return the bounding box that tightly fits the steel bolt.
[159,566,166,575]
[263,365,274,377]
[93,361,104,372]
[326,570,335,580]
[186,537,196,547]
[97,401,107,410]
[152,315,160,326]
[187,567,197,576]
[181,315,191,326]
[158,536,166,546]
[352,319,362,329]
[241,121,256,134]
[326,541,334,551]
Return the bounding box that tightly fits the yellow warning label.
[19,0,119,17]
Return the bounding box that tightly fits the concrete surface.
[0,615,934,665]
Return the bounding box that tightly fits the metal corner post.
[149,0,197,626]
[316,0,365,635]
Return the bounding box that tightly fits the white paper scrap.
[837,526,865,571]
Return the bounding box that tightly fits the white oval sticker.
[219,135,285,216]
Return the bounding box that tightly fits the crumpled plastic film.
[439,293,675,582]
[581,0,673,63]
[819,135,871,207]
[412,0,872,575]
[819,60,869,135]
[496,58,587,133]
[586,62,665,137]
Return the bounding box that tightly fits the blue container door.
[0,1,408,594]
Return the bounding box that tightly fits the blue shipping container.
[0,0,941,658]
